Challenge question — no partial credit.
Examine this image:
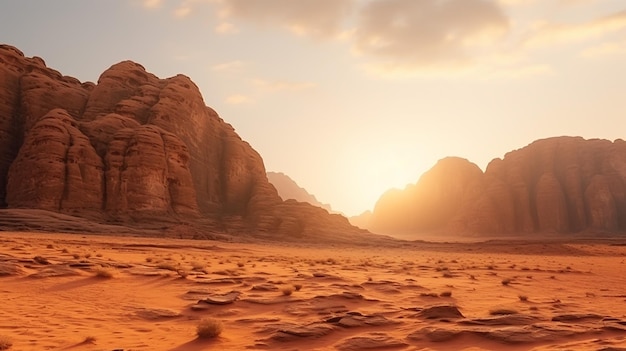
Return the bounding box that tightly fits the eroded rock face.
[267,171,333,212]
[367,137,626,235]
[0,44,365,239]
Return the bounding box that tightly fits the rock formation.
[0,44,365,239]
[267,172,333,212]
[366,137,626,236]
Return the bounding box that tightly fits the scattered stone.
[201,291,241,305]
[418,305,464,320]
[335,333,408,351]
[136,308,181,320]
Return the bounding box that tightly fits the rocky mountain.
[0,44,367,240]
[364,137,626,236]
[267,172,333,212]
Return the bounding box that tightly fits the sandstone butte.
[365,137,626,236]
[267,171,333,213]
[0,44,367,241]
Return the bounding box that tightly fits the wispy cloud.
[581,39,626,58]
[352,0,510,71]
[523,10,626,48]
[215,21,238,34]
[225,94,253,104]
[252,79,316,92]
[142,0,162,9]
[217,0,354,39]
[211,60,247,72]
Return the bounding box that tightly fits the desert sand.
[1,231,626,351]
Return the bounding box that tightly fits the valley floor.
[1,231,626,350]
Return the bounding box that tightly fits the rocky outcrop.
[0,44,366,239]
[367,157,483,234]
[366,137,626,235]
[267,172,333,212]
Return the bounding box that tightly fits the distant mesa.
[267,172,333,212]
[357,137,626,236]
[0,44,367,241]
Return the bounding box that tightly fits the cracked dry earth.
[1,231,626,350]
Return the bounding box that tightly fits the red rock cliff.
[0,44,364,238]
[366,137,626,235]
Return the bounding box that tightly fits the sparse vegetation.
[440,291,452,297]
[293,283,302,291]
[72,253,80,259]
[94,267,115,279]
[518,295,529,302]
[83,336,96,343]
[281,285,294,296]
[145,257,153,263]
[177,269,189,278]
[191,262,205,271]
[501,278,512,286]
[196,318,223,339]
[0,335,12,350]
[33,256,49,265]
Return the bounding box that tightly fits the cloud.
[352,0,510,70]
[523,10,626,48]
[216,0,354,39]
[252,79,316,92]
[215,21,238,34]
[211,60,246,72]
[142,0,162,9]
[225,94,253,104]
[581,39,626,58]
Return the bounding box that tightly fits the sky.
[1,0,625,216]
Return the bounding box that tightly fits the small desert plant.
[84,253,92,259]
[46,244,54,249]
[83,335,96,343]
[177,269,189,279]
[518,295,529,302]
[237,262,245,268]
[0,335,12,350]
[196,318,223,339]
[440,291,452,297]
[73,254,81,259]
[501,278,512,286]
[33,256,50,265]
[281,286,294,296]
[145,257,153,263]
[293,284,302,291]
[93,267,115,279]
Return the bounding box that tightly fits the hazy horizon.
[1,0,625,216]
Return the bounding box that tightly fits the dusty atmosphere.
[1,231,626,351]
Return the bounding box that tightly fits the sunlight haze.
[1,0,624,216]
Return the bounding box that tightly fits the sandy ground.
[1,232,626,350]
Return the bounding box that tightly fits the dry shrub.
[196,318,223,339]
[440,291,452,297]
[281,286,294,296]
[293,284,303,291]
[94,267,115,279]
[518,295,529,302]
[83,336,96,343]
[501,278,512,286]
[0,335,12,350]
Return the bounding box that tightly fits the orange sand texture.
[1,231,626,350]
